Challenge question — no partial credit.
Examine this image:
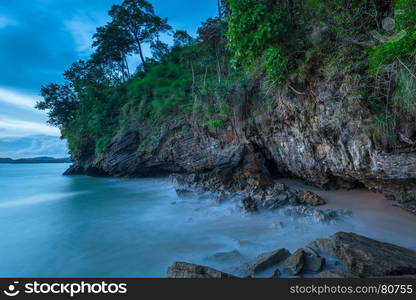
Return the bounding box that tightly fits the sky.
[0,0,217,138]
[0,0,217,157]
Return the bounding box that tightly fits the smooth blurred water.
[0,164,415,277]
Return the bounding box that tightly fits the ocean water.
[0,164,415,277]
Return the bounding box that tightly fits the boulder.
[241,197,258,213]
[332,232,416,277]
[296,190,326,206]
[283,249,305,275]
[167,262,237,278]
[304,238,336,257]
[284,207,352,223]
[245,248,291,274]
[303,252,325,273]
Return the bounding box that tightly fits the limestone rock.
[284,207,352,223]
[296,190,326,206]
[283,249,305,275]
[245,248,291,274]
[303,252,325,273]
[241,197,258,213]
[304,238,336,257]
[332,232,416,277]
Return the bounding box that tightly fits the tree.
[198,18,227,82]
[173,30,194,47]
[150,40,169,62]
[36,84,78,130]
[92,22,134,81]
[109,0,171,73]
[63,60,109,92]
[217,0,230,22]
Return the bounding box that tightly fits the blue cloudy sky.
[0,0,217,157]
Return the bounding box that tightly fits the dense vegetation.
[37,0,416,157]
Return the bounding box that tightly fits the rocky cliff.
[65,75,416,215]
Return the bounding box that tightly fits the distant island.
[0,157,72,164]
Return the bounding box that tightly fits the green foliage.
[394,67,416,113]
[38,0,416,158]
[209,119,225,131]
[263,46,288,82]
[369,0,416,70]
[96,135,113,154]
[109,0,172,72]
[128,62,192,119]
[226,0,289,81]
[364,0,416,150]
[36,84,78,129]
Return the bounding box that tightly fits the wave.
[0,192,79,208]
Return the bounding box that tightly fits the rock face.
[64,78,416,213]
[167,262,237,278]
[332,232,416,277]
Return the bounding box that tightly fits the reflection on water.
[0,164,415,277]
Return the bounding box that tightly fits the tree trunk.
[135,36,147,73]
[216,47,222,83]
[190,61,195,94]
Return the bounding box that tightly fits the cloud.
[0,135,68,158]
[64,13,108,55]
[0,87,39,111]
[0,15,18,29]
[0,115,60,138]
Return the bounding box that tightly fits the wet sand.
[278,179,416,250]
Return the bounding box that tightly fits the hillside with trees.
[37,0,416,214]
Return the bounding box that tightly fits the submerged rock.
[244,248,291,275]
[167,262,237,278]
[175,188,193,197]
[283,206,352,223]
[296,190,326,206]
[241,197,258,213]
[212,192,228,205]
[283,249,305,275]
[258,183,301,209]
[332,232,416,277]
